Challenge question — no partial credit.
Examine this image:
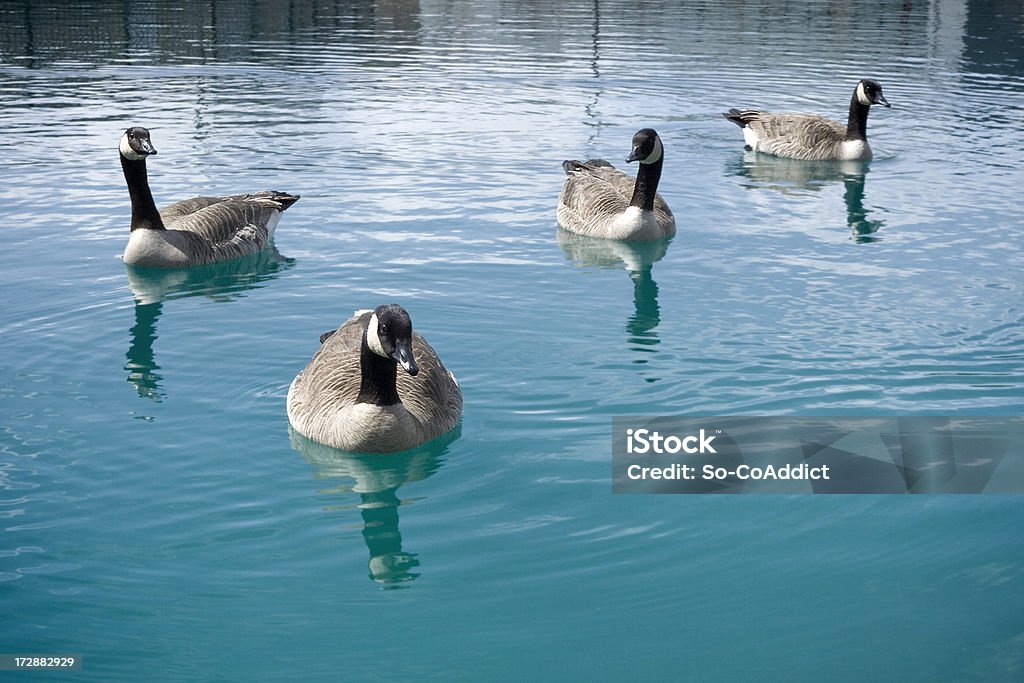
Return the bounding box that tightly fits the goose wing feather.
[559,159,633,218]
[289,313,366,419]
[652,197,674,227]
[159,192,297,264]
[396,332,463,435]
[158,195,230,224]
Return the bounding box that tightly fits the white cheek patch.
[641,137,663,164]
[120,133,144,160]
[856,82,872,106]
[366,313,388,357]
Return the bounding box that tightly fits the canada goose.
[119,126,299,268]
[723,79,890,161]
[287,304,462,453]
[557,128,676,240]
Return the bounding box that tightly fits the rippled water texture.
[1,1,1023,680]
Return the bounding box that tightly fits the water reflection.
[728,155,885,242]
[557,230,668,352]
[0,0,424,67]
[124,247,294,400]
[125,297,165,401]
[583,0,605,146]
[841,172,885,243]
[290,427,457,586]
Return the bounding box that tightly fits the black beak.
[626,146,644,163]
[876,94,891,108]
[141,139,158,155]
[391,338,418,376]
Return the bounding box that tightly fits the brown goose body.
[287,307,462,453]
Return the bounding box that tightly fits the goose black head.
[120,126,157,161]
[626,128,664,165]
[366,304,419,376]
[856,80,890,108]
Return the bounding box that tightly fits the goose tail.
[252,190,300,211]
[723,108,751,128]
[561,159,614,175]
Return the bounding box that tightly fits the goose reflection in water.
[290,426,458,586]
[841,172,885,243]
[557,230,669,356]
[728,155,885,242]
[124,247,294,401]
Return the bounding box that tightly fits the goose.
[119,126,299,268]
[287,304,463,453]
[557,128,676,241]
[723,79,890,161]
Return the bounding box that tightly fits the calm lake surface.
[2,0,1023,680]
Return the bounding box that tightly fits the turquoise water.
[2,0,1023,680]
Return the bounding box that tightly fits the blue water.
[2,0,1023,680]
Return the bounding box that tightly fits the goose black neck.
[357,335,401,406]
[629,156,663,211]
[121,155,165,231]
[845,93,871,141]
